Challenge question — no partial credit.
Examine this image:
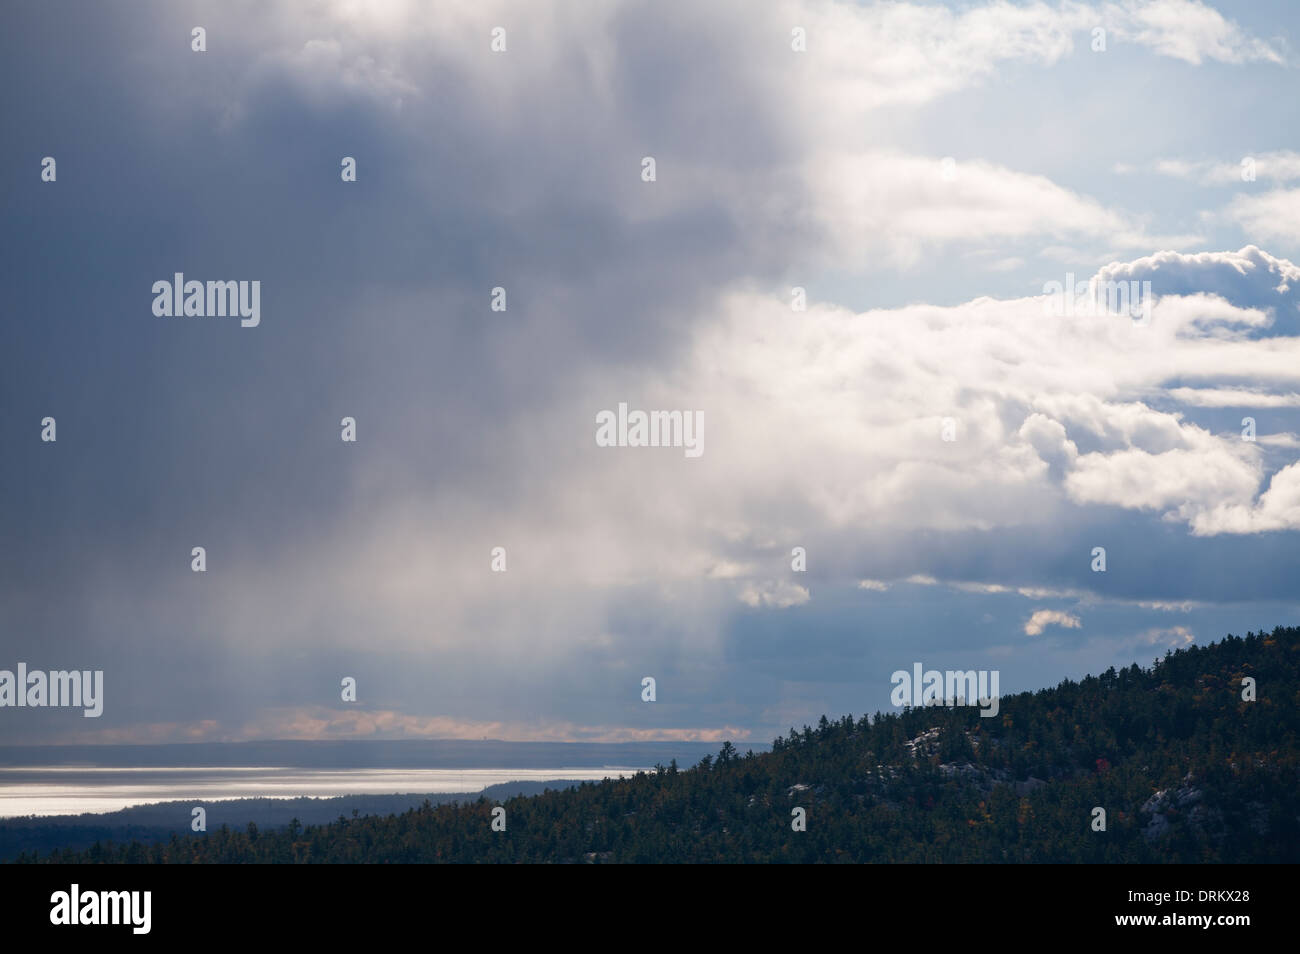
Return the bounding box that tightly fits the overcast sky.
[3,0,1300,747]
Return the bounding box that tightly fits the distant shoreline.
[0,765,654,818]
[0,781,589,861]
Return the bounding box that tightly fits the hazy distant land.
[0,781,588,861]
[0,738,760,860]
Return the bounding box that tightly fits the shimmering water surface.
[0,766,646,817]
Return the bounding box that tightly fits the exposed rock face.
[1140,773,1226,842]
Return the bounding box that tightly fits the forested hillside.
[23,627,1299,863]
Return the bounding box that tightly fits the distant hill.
[20,627,1300,863]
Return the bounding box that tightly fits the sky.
[2,0,1299,747]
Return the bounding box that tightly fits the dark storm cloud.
[2,0,1298,745]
